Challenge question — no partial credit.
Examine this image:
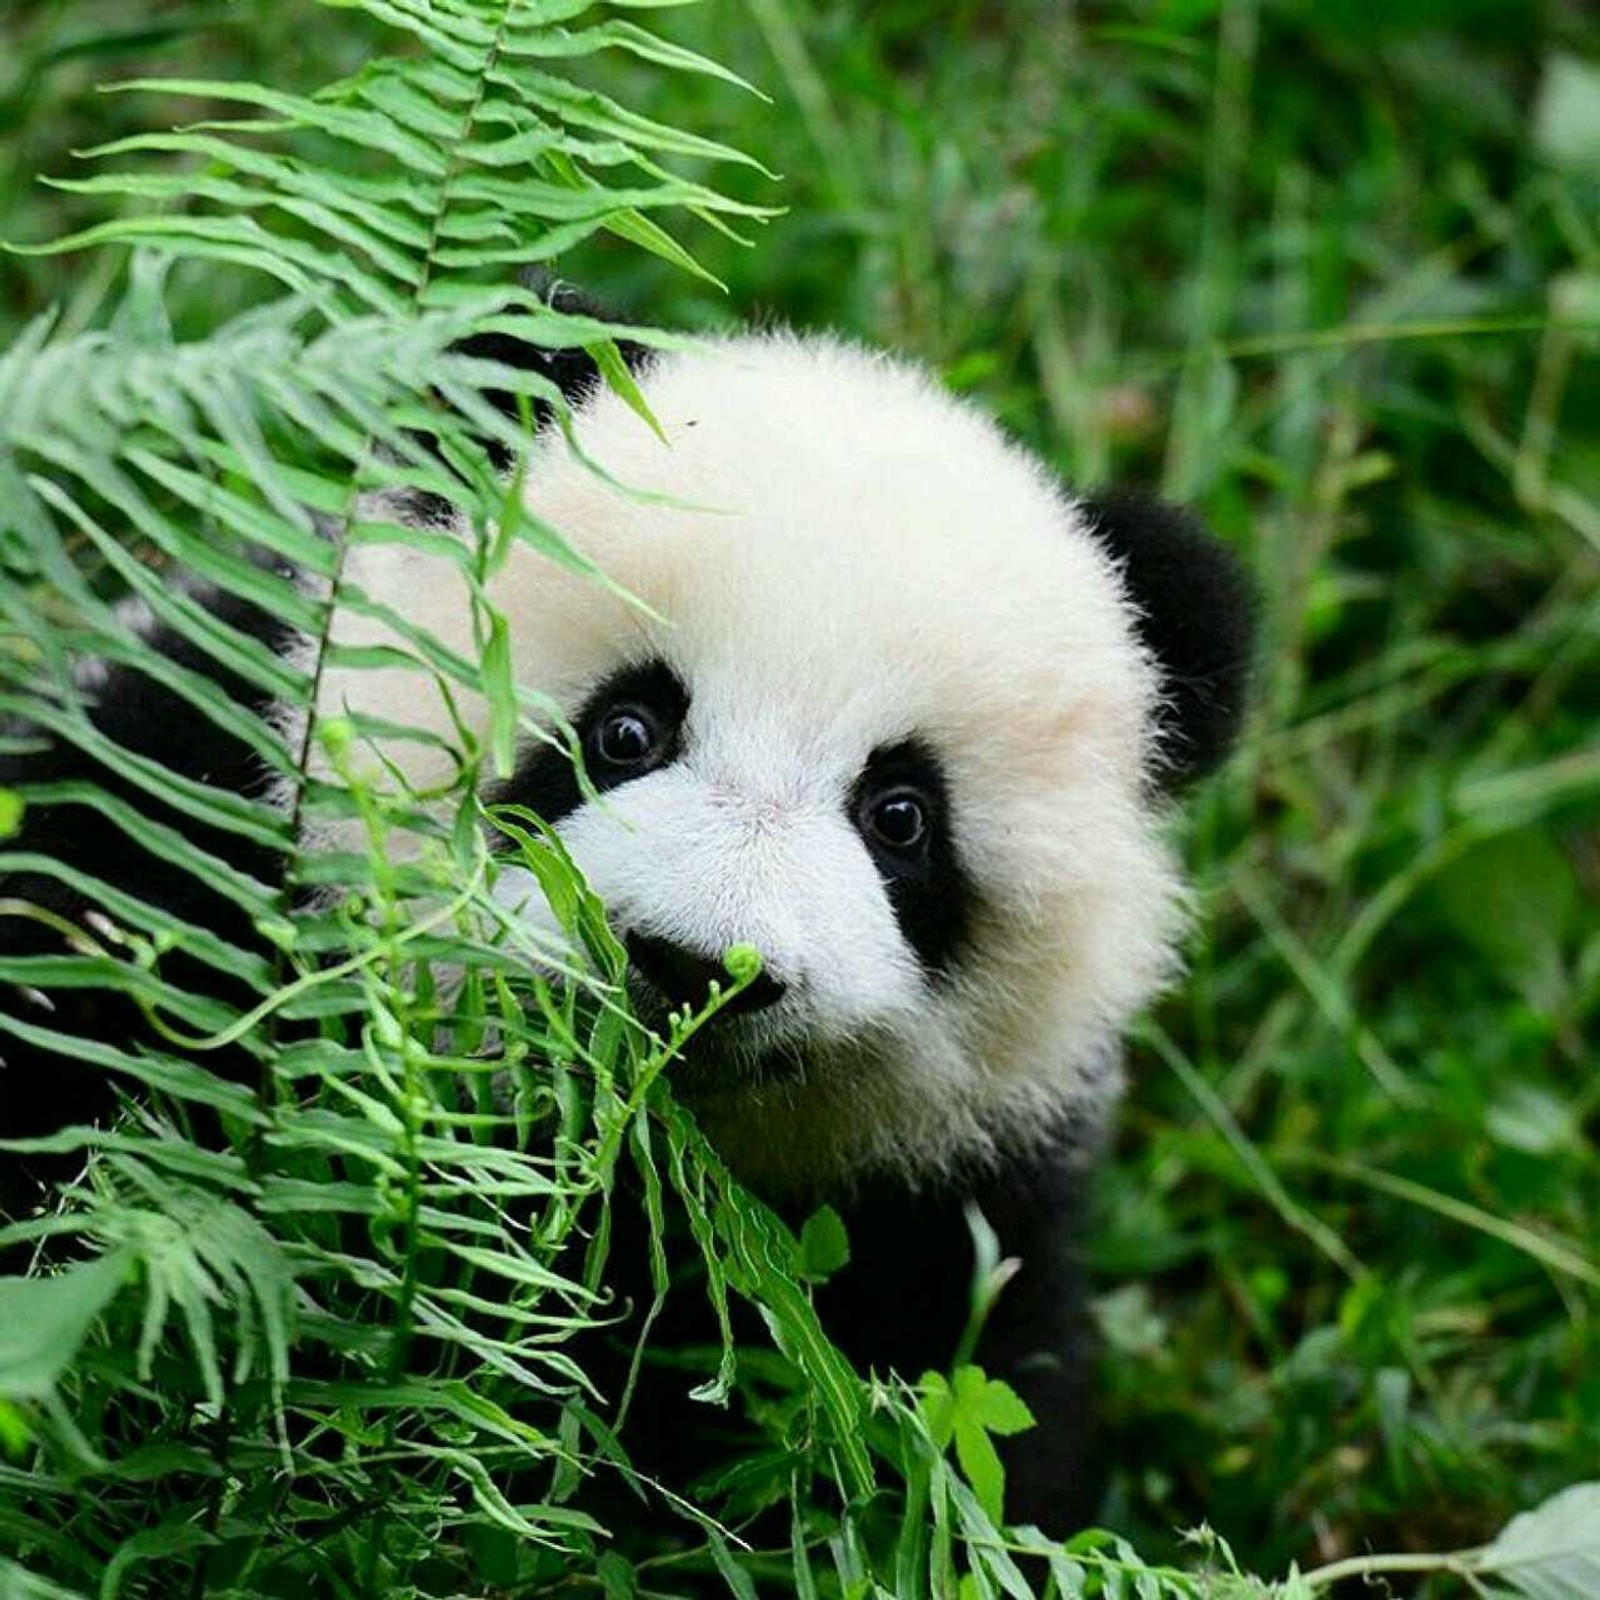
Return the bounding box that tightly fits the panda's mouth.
[622,968,810,1093]
[624,931,789,1020]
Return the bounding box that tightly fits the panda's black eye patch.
[579,660,688,789]
[851,739,970,977]
[490,657,688,827]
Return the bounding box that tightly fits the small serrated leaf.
[975,1378,1035,1438]
[798,1205,850,1281]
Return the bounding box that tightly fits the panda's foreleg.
[818,1138,1101,1537]
[0,584,295,1216]
[965,1151,1103,1537]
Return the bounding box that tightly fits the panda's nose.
[626,932,787,1017]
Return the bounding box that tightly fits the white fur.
[312,333,1185,1188]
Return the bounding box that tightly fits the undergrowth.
[0,1,1596,1596]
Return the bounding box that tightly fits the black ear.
[451,271,652,445]
[395,275,653,521]
[1081,489,1256,790]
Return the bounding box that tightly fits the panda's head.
[326,332,1254,1191]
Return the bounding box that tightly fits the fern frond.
[0,5,780,1593]
[14,0,774,315]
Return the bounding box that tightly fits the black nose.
[626,932,787,1017]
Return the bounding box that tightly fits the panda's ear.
[451,271,652,439]
[1080,489,1256,790]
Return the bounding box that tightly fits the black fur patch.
[849,737,972,976]
[593,1120,1099,1538]
[0,586,294,1215]
[399,279,654,526]
[1081,490,1256,788]
[452,277,654,467]
[812,1131,1100,1533]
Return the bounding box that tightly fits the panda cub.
[0,312,1253,1532]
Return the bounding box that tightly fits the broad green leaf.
[0,1251,132,1400]
[0,1556,92,1599]
[1428,827,1578,1009]
[1485,1083,1582,1157]
[1479,1482,1600,1600]
[1535,55,1600,175]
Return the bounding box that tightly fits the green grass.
[2,0,1597,1588]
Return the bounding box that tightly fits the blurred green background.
[3,0,1597,1576]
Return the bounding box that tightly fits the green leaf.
[588,335,667,441]
[482,609,518,780]
[921,1366,1035,1528]
[707,1532,761,1599]
[953,1410,1008,1529]
[1485,1083,1582,1157]
[1428,828,1578,1010]
[1480,1481,1600,1599]
[920,1369,957,1449]
[596,1551,639,1599]
[0,1251,131,1400]
[974,1377,1035,1438]
[1535,55,1600,175]
[0,1556,92,1599]
[100,1516,218,1600]
[798,1205,850,1281]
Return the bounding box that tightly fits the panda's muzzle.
[625,932,788,1019]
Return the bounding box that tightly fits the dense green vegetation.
[0,1,1596,1595]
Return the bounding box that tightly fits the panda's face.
[496,651,981,1087]
[516,656,942,1053]
[323,334,1191,1189]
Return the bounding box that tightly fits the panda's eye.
[591,705,666,769]
[862,786,931,855]
[565,660,690,793]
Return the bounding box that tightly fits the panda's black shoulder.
[0,582,292,1211]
